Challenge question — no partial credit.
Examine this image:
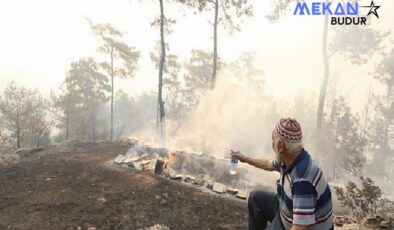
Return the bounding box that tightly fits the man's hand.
[229,151,276,171]
[230,150,247,162]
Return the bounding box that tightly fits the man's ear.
[278,140,286,153]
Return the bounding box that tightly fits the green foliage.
[169,49,219,115]
[88,19,140,140]
[375,48,394,90]
[181,0,253,32]
[65,58,110,103]
[329,26,389,65]
[150,41,185,119]
[151,50,265,121]
[135,92,158,127]
[0,82,51,148]
[335,177,384,221]
[113,90,141,140]
[0,128,14,154]
[53,58,111,141]
[88,19,140,79]
[321,96,366,178]
[150,17,176,35]
[184,49,216,99]
[224,52,264,91]
[266,0,292,22]
[367,48,394,182]
[368,94,393,149]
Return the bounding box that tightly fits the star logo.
[362,0,381,19]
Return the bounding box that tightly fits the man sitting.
[231,118,333,230]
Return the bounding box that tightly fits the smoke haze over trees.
[0,0,393,201]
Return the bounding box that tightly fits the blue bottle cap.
[231,156,239,164]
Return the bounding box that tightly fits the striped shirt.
[272,149,333,230]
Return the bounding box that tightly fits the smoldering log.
[155,159,165,174]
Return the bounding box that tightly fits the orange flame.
[163,151,177,173]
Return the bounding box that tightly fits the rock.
[343,215,356,224]
[140,160,155,171]
[123,155,141,163]
[334,216,344,226]
[167,169,183,180]
[380,220,394,229]
[14,147,45,156]
[139,153,153,161]
[184,175,195,183]
[236,190,248,200]
[125,162,137,168]
[160,199,167,205]
[363,215,383,228]
[171,174,183,180]
[97,197,106,203]
[340,223,361,230]
[113,154,126,164]
[380,220,390,229]
[0,154,20,165]
[212,182,226,194]
[334,215,356,226]
[191,151,204,156]
[206,182,214,190]
[167,168,176,177]
[226,187,239,195]
[193,174,210,187]
[141,224,171,230]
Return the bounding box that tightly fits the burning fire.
[163,151,177,173]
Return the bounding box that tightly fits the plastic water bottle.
[229,155,238,175]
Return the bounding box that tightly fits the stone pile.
[113,141,251,200]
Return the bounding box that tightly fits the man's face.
[272,129,285,161]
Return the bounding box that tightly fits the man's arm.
[292,181,317,229]
[230,152,277,171]
[243,156,276,171]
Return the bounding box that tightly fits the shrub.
[335,177,384,221]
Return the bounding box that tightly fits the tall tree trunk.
[330,96,337,180]
[16,112,20,149]
[316,0,330,131]
[362,89,372,157]
[93,125,96,143]
[93,111,97,143]
[16,127,20,148]
[211,0,219,89]
[110,46,114,142]
[384,96,390,179]
[332,158,336,179]
[66,94,70,141]
[36,135,40,148]
[158,0,166,143]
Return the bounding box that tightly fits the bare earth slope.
[0,143,248,230]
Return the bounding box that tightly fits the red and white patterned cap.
[275,118,302,143]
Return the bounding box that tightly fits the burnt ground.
[0,143,248,230]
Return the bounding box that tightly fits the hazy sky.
[0,0,393,113]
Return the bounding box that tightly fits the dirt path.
[0,143,248,230]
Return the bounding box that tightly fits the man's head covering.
[275,117,302,143]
